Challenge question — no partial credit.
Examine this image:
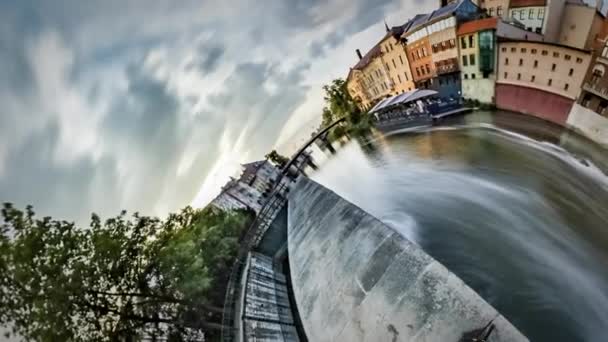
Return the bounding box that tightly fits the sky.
[0,0,437,224]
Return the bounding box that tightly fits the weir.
[286,178,528,341]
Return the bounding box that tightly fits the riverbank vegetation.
[316,78,372,142]
[0,203,253,341]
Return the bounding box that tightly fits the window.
[552,63,556,71]
[576,57,583,64]
[416,67,421,77]
[422,47,427,56]
[592,64,605,83]
[421,66,425,75]
[504,72,508,78]
[397,74,402,83]
[534,60,538,68]
[502,47,507,52]
[412,52,416,60]
[519,10,525,20]
[404,72,409,81]
[542,50,548,56]
[565,54,571,61]
[511,47,516,53]
[564,83,569,91]
[531,75,535,82]
[399,55,404,65]
[417,50,421,59]
[489,7,494,16]
[464,74,469,79]
[521,48,527,53]
[469,35,474,48]
[497,6,503,17]
[553,52,560,58]
[517,73,521,80]
[569,68,573,76]
[529,9,534,19]
[531,49,537,54]
[538,8,545,19]
[548,79,552,86]
[472,74,476,79]
[602,44,608,58]
[426,64,431,74]
[535,28,542,34]
[392,59,397,68]
[519,58,523,66]
[463,55,468,66]
[450,39,456,48]
[505,57,509,65]
[461,37,467,49]
[598,101,608,116]
[470,54,476,66]
[582,94,592,107]
[386,63,390,70]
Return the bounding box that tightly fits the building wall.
[543,0,566,42]
[346,70,369,109]
[497,41,591,100]
[459,31,480,79]
[508,6,546,33]
[406,36,436,85]
[567,103,608,147]
[480,0,510,18]
[463,77,496,103]
[495,83,574,125]
[558,3,603,50]
[379,36,416,94]
[360,57,393,105]
[496,20,544,40]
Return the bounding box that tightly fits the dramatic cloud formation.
[0,0,436,224]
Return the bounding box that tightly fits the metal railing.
[220,118,346,342]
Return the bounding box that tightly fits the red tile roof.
[457,17,498,36]
[509,0,547,8]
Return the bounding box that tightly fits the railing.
[220,118,346,342]
[583,82,608,101]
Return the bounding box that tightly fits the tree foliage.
[317,78,370,142]
[265,150,289,168]
[0,203,253,341]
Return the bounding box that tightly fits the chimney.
[356,49,363,60]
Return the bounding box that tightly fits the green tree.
[0,203,253,341]
[265,150,289,168]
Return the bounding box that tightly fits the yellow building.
[347,24,417,110]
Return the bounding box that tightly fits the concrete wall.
[287,178,528,342]
[463,78,496,103]
[567,103,608,147]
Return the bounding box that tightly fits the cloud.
[0,0,438,224]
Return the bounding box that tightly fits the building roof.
[353,44,382,70]
[429,0,463,22]
[509,0,547,8]
[457,17,498,35]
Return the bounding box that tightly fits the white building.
[210,160,282,214]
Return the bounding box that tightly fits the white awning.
[369,89,438,114]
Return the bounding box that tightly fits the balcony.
[583,82,608,101]
[435,62,459,75]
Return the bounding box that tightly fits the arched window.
[592,64,606,83]
[602,42,608,58]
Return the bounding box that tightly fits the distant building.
[346,45,391,110]
[478,0,510,19]
[496,40,592,124]
[210,160,281,214]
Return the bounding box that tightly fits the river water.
[310,111,608,342]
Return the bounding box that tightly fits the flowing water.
[310,111,608,342]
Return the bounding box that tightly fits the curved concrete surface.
[287,178,528,342]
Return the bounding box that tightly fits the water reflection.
[311,111,608,342]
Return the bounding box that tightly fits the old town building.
[478,0,510,18]
[403,0,480,98]
[458,17,542,103]
[346,45,392,110]
[496,40,591,124]
[378,24,417,95]
[557,0,605,50]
